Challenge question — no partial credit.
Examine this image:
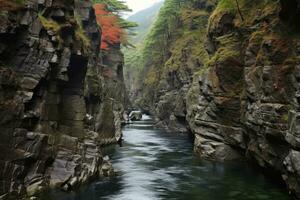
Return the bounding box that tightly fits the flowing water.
[43,116,291,200]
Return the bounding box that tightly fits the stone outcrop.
[0,0,125,199]
[129,111,142,121]
[136,0,213,133]
[186,0,300,198]
[85,45,126,145]
[137,0,300,198]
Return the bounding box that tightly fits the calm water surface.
[43,116,291,200]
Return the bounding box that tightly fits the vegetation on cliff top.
[38,13,91,51]
[93,0,137,50]
[125,0,283,108]
[132,0,211,107]
[122,2,163,102]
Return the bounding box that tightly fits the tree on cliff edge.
[93,0,137,50]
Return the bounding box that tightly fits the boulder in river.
[129,111,143,121]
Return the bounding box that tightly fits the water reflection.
[42,115,291,200]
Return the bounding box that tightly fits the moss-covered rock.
[185,0,300,198]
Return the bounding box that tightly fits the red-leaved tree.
[94,4,123,50]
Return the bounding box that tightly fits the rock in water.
[129,111,143,121]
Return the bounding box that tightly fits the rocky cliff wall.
[138,0,300,198]
[136,0,214,132]
[0,0,125,199]
[186,0,300,198]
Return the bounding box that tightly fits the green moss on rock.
[206,34,241,67]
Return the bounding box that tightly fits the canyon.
[130,0,300,198]
[0,0,300,199]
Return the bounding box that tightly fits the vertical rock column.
[0,0,120,198]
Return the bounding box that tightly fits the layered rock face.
[0,0,125,199]
[137,0,300,198]
[186,0,300,198]
[136,0,213,132]
[89,46,126,145]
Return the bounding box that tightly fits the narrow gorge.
[0,0,299,200]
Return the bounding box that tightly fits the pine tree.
[93,0,137,50]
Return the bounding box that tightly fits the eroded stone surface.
[186,1,300,198]
[135,0,300,198]
[0,0,126,199]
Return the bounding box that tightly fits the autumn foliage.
[94,4,123,50]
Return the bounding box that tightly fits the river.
[43,115,291,200]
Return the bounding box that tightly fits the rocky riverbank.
[134,0,300,198]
